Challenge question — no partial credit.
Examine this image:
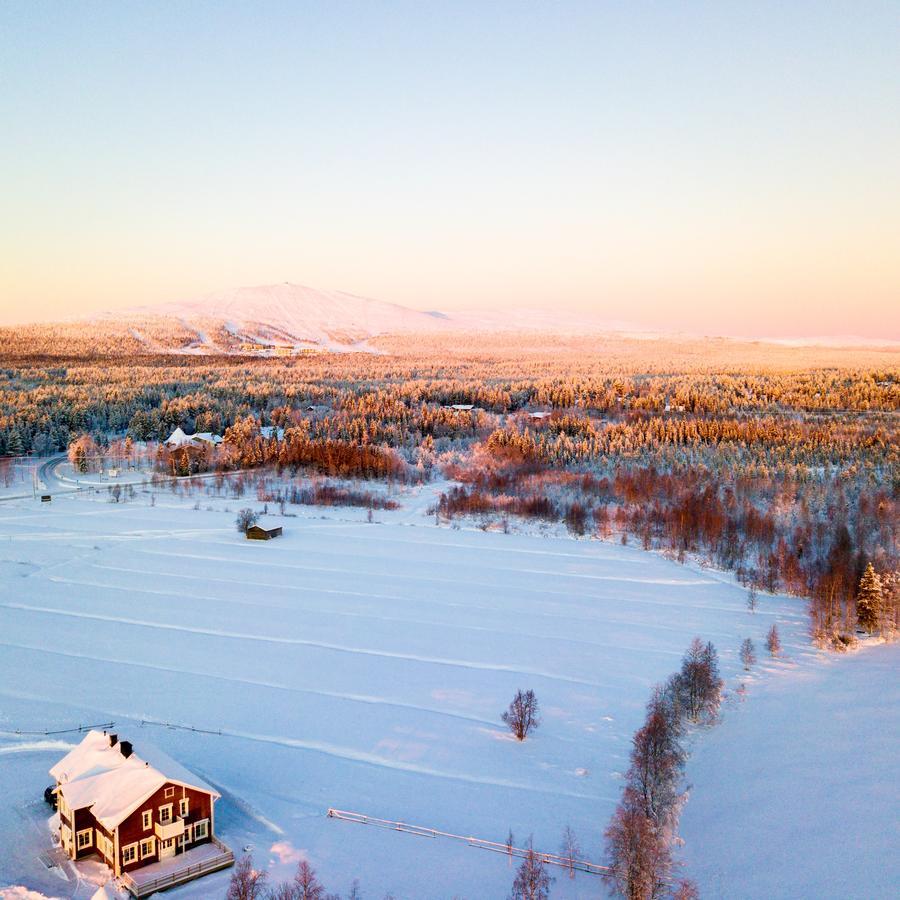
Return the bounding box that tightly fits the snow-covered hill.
[102,282,455,352]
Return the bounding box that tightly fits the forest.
[1,332,897,646]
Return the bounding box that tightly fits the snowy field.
[0,486,894,899]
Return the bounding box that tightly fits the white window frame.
[158,803,173,824]
[142,810,152,831]
[76,828,93,850]
[179,797,189,817]
[164,785,175,799]
[122,842,138,865]
[139,836,156,859]
[182,823,193,844]
[193,818,209,840]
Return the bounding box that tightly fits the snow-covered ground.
[0,486,894,898]
[679,640,899,899]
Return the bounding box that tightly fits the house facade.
[51,731,224,881]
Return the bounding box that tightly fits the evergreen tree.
[856,563,883,634]
[7,429,25,457]
[765,624,781,656]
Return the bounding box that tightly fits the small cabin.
[246,524,283,541]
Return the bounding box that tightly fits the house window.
[142,810,152,830]
[183,823,193,845]
[194,818,209,840]
[122,843,138,865]
[76,828,93,850]
[179,797,189,817]
[164,786,175,799]
[159,804,173,824]
[139,837,156,859]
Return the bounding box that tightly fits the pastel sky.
[1,1,898,337]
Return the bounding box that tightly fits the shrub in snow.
[502,689,541,741]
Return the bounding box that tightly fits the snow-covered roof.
[248,518,282,532]
[164,427,190,446]
[50,731,218,831]
[164,428,223,447]
[260,426,285,440]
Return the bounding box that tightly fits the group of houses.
[49,730,231,896]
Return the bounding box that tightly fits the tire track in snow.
[74,566,697,653]
[129,548,747,617]
[0,603,609,688]
[0,640,503,729]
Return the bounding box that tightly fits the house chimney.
[108,733,118,748]
[119,740,133,758]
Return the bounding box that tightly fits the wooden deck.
[121,837,234,897]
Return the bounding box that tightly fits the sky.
[0,1,898,338]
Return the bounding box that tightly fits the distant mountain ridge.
[12,281,896,355]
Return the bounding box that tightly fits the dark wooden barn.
[246,524,283,540]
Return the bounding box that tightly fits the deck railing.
[121,837,234,897]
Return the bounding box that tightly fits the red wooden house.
[50,731,232,895]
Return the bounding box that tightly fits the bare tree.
[746,586,758,613]
[628,687,685,831]
[502,689,541,741]
[559,824,580,878]
[347,881,363,900]
[508,837,553,900]
[673,638,723,723]
[740,638,756,671]
[293,860,325,900]
[765,624,781,657]
[236,507,259,534]
[604,796,672,900]
[268,885,299,900]
[227,854,269,900]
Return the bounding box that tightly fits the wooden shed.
[246,523,283,541]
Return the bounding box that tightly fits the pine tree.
[8,429,25,457]
[856,563,883,634]
[765,624,781,657]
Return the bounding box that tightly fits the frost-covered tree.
[293,860,325,900]
[746,586,758,613]
[502,689,541,741]
[856,563,883,634]
[236,507,259,534]
[740,638,756,670]
[765,624,781,656]
[604,795,672,900]
[628,686,686,830]
[673,638,723,723]
[508,838,553,900]
[227,854,268,900]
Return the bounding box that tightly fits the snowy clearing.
[0,487,893,898]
